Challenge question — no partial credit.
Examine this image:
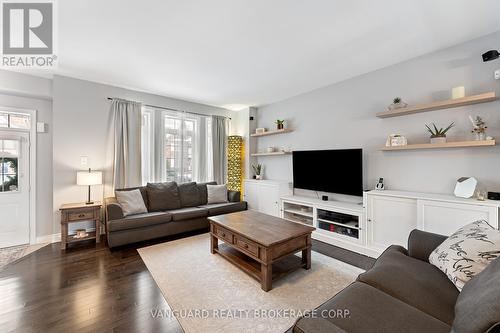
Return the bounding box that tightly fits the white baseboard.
[36,233,61,244]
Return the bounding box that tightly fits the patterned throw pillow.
[429,220,500,291]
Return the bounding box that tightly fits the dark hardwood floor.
[0,231,375,333]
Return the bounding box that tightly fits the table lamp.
[77,168,103,204]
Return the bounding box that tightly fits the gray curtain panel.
[211,115,227,185]
[112,98,142,189]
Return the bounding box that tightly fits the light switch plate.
[36,122,46,133]
[495,69,500,80]
[80,156,88,167]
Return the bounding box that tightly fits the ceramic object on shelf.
[430,136,447,144]
[266,147,275,153]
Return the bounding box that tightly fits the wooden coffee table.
[209,210,315,291]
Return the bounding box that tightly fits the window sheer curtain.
[141,107,215,184]
[211,115,227,185]
[112,98,142,189]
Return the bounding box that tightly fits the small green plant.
[252,163,263,176]
[425,122,455,138]
[393,97,402,104]
[275,119,285,125]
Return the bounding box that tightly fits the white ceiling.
[50,0,500,109]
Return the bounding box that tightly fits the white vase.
[256,175,262,180]
[430,136,446,144]
[474,132,486,141]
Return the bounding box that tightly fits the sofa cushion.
[197,181,217,205]
[307,282,451,333]
[357,245,459,325]
[452,256,500,333]
[107,212,172,232]
[116,186,148,208]
[199,202,247,216]
[207,184,228,204]
[178,182,202,207]
[169,207,208,221]
[146,182,181,211]
[115,189,148,216]
[429,220,500,291]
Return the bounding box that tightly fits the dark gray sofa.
[293,230,500,333]
[105,181,247,248]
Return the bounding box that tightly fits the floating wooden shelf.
[250,129,293,137]
[376,92,496,118]
[251,151,292,157]
[381,139,496,151]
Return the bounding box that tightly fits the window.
[142,107,213,184]
[0,139,20,192]
[0,112,30,130]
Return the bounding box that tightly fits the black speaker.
[487,191,500,201]
[482,50,499,62]
[322,195,328,201]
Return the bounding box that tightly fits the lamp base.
[85,201,95,205]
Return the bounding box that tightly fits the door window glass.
[0,139,20,192]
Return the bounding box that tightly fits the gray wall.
[256,31,500,196]
[52,75,235,234]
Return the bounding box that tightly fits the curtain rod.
[106,97,231,120]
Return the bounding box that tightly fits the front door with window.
[0,132,30,248]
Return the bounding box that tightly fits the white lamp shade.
[77,171,103,186]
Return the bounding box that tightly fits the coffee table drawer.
[215,227,234,244]
[234,235,259,258]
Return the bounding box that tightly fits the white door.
[0,132,30,248]
[243,181,259,211]
[417,200,498,235]
[367,195,417,250]
[258,184,280,217]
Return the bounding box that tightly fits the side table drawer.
[215,227,234,244]
[68,210,95,221]
[234,235,259,258]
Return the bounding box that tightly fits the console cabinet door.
[367,195,417,251]
[417,200,499,235]
[258,184,280,217]
[243,181,260,211]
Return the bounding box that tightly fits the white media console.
[243,179,500,258]
[281,190,500,258]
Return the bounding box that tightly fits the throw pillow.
[452,256,500,333]
[429,220,500,291]
[178,182,201,207]
[146,182,181,211]
[197,181,217,205]
[207,184,228,204]
[115,189,147,217]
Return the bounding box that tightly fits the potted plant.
[388,97,408,111]
[252,163,263,180]
[469,116,487,141]
[425,122,455,144]
[275,119,285,130]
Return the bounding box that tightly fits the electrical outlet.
[80,156,88,167]
[495,69,500,80]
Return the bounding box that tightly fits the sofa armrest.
[228,190,241,202]
[293,318,347,333]
[105,197,124,221]
[407,229,447,262]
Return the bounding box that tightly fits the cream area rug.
[138,233,363,333]
[0,243,48,270]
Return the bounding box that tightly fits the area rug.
[0,243,47,270]
[138,233,363,333]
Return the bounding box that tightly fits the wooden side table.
[60,202,102,250]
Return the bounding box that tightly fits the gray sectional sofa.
[105,181,247,248]
[293,230,500,333]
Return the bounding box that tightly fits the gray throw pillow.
[197,181,217,205]
[178,182,201,207]
[146,182,181,211]
[429,220,500,291]
[452,256,500,333]
[207,184,228,204]
[115,189,147,217]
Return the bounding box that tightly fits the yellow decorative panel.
[227,136,243,192]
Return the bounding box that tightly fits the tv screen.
[292,149,363,196]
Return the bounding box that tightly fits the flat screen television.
[292,149,363,196]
